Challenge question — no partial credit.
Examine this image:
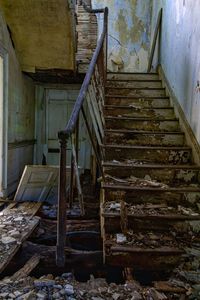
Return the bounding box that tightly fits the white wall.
[0,10,35,196]
[152,0,200,144]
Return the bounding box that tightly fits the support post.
[56,136,67,267]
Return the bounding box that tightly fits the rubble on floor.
[0,273,196,300]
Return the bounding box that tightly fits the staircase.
[100,72,200,272]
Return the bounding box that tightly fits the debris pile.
[104,174,168,188]
[108,231,180,249]
[104,201,200,217]
[0,273,192,300]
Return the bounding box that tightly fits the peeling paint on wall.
[92,0,152,72]
[152,0,200,145]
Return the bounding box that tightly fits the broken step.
[106,79,162,88]
[102,184,200,206]
[106,96,170,107]
[107,72,160,81]
[104,105,175,119]
[104,129,185,146]
[102,201,200,233]
[104,233,183,270]
[102,145,192,164]
[106,87,166,97]
[102,162,200,184]
[105,129,185,146]
[105,117,180,131]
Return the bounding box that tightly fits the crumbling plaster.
[0,10,35,196]
[92,0,152,72]
[151,0,200,145]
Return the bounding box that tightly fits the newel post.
[56,133,67,267]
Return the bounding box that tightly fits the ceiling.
[0,0,75,73]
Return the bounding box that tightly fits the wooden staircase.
[100,72,200,272]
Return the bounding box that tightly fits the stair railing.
[147,8,162,72]
[56,1,108,267]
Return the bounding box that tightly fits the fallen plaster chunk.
[116,233,127,244]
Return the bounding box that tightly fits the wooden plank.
[153,281,186,293]
[10,254,40,281]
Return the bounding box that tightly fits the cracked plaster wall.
[151,0,200,144]
[92,0,152,72]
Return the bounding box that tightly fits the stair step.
[106,80,162,88]
[103,162,199,184]
[104,189,200,208]
[103,144,191,164]
[106,96,170,107]
[106,87,166,97]
[105,117,180,131]
[102,202,200,234]
[104,105,175,119]
[107,72,159,81]
[104,233,183,270]
[104,130,185,146]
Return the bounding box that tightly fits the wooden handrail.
[56,1,108,267]
[58,6,108,139]
[147,8,162,72]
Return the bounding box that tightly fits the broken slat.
[110,245,184,254]
[10,254,40,281]
[153,281,186,293]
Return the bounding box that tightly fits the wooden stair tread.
[105,116,178,121]
[102,144,191,150]
[106,87,166,91]
[102,183,200,192]
[104,105,173,109]
[105,95,169,99]
[105,129,184,135]
[106,79,162,83]
[103,161,200,170]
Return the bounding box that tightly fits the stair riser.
[104,167,199,184]
[106,97,170,107]
[105,189,200,206]
[105,119,180,131]
[106,88,166,97]
[107,73,160,81]
[105,252,181,271]
[105,132,185,146]
[106,81,162,88]
[104,148,191,164]
[104,217,195,234]
[105,108,175,119]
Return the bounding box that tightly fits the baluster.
[56,136,67,267]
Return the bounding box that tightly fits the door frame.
[0,43,8,197]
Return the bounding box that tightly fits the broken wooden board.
[0,202,41,273]
[14,165,60,202]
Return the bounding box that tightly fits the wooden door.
[45,88,91,170]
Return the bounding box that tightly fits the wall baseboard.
[158,65,200,165]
